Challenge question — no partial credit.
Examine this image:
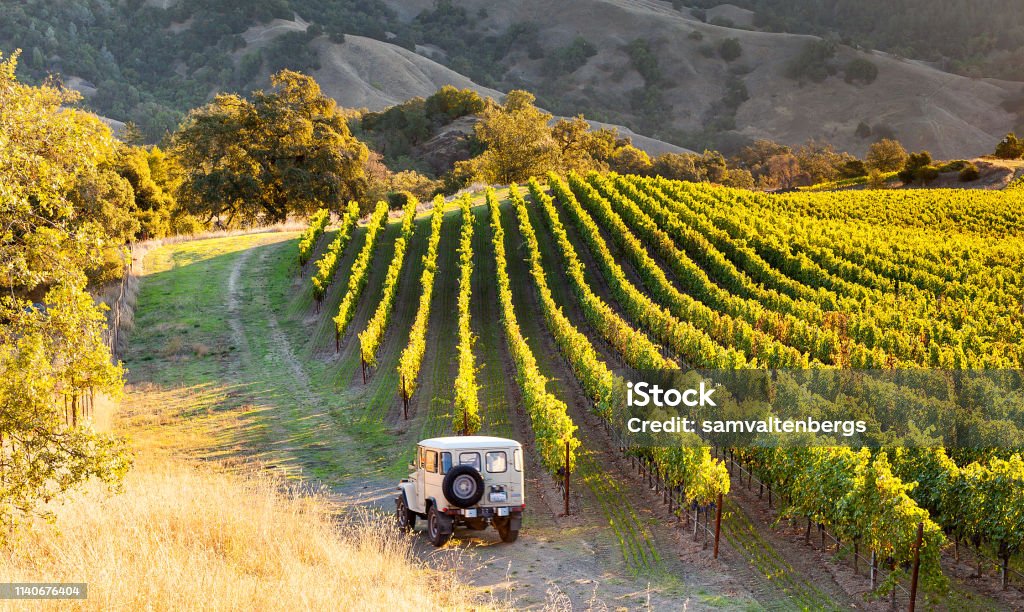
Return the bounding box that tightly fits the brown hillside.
[382,0,1022,158]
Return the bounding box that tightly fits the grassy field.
[24,179,1014,610]
[0,230,488,611]
[95,199,755,609]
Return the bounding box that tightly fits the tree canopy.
[0,51,131,540]
[460,90,561,184]
[172,70,369,225]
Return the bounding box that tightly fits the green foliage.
[784,39,837,82]
[0,51,131,538]
[397,196,445,400]
[994,132,1024,159]
[0,0,406,140]
[526,178,676,372]
[360,86,485,171]
[333,200,389,340]
[171,70,369,226]
[297,208,330,265]
[411,4,537,86]
[517,182,618,416]
[585,174,808,367]
[898,151,935,184]
[866,138,909,172]
[721,75,749,110]
[843,57,878,84]
[625,39,662,85]
[737,447,949,595]
[705,0,1024,79]
[114,145,178,239]
[261,29,321,75]
[841,159,868,178]
[459,90,560,184]
[718,38,743,62]
[610,175,840,363]
[358,197,418,368]
[311,201,360,301]
[452,196,480,435]
[542,36,597,76]
[487,188,578,473]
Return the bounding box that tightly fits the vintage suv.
[396,436,525,546]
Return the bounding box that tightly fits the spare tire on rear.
[442,465,484,508]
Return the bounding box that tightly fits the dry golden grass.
[0,454,490,611]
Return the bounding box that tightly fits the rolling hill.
[4,0,1021,157]
[376,0,1020,158]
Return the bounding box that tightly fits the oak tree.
[172,70,369,226]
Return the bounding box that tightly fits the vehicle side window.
[513,448,523,472]
[425,450,438,473]
[459,452,481,470]
[440,452,452,474]
[486,451,507,473]
[418,447,424,468]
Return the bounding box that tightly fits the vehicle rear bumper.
[444,505,525,519]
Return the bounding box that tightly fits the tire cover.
[441,464,485,508]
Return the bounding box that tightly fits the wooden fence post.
[402,376,409,420]
[713,493,723,559]
[564,439,571,516]
[870,550,877,590]
[908,522,923,612]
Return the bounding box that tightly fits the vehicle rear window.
[513,448,523,472]
[425,450,438,473]
[440,452,452,474]
[459,452,481,470]
[485,451,507,473]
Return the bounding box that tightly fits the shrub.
[543,36,598,76]
[171,213,208,236]
[959,163,981,182]
[626,39,662,85]
[844,58,878,84]
[916,165,940,183]
[994,132,1024,159]
[867,138,909,172]
[938,159,968,172]
[387,190,415,210]
[841,159,868,178]
[898,151,933,184]
[785,39,837,82]
[719,38,743,62]
[867,168,888,188]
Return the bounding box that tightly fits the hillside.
[3,0,1020,157]
[378,0,1020,158]
[233,5,1019,158]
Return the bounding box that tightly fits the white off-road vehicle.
[396,436,525,546]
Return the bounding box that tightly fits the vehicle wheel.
[396,494,416,532]
[441,465,484,508]
[427,506,452,547]
[494,517,519,543]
